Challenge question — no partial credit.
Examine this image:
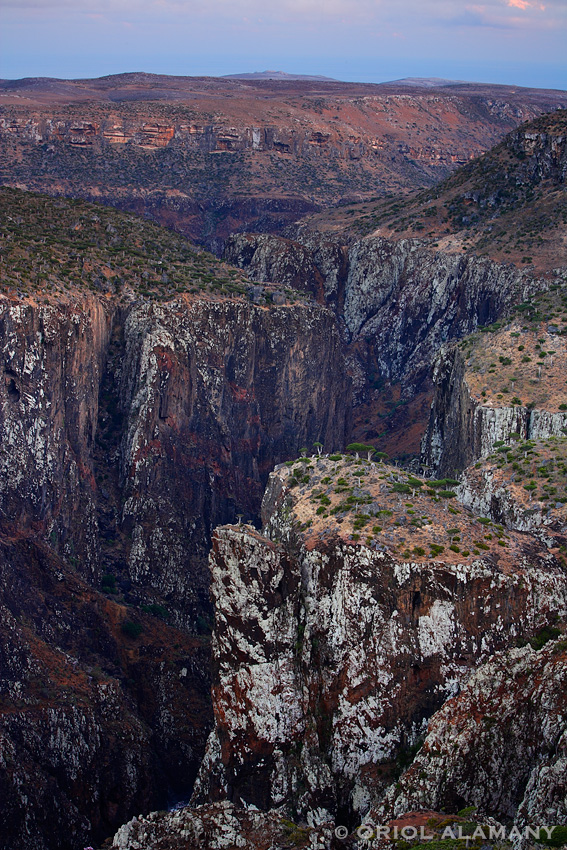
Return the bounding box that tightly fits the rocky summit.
[1,85,567,850]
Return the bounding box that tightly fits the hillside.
[302,109,567,273]
[0,187,295,303]
[1,73,566,248]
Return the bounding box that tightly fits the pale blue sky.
[1,0,566,89]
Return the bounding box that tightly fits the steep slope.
[422,280,567,476]
[376,638,567,826]
[193,454,567,824]
[302,109,567,274]
[1,74,566,248]
[225,230,545,456]
[0,532,212,850]
[0,189,350,849]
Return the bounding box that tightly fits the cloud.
[507,0,546,10]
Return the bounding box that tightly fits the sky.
[1,0,566,90]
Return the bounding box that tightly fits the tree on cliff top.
[346,443,377,461]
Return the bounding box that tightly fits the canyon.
[1,97,567,850]
[2,73,567,249]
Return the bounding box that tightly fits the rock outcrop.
[110,800,336,850]
[375,638,567,826]
[422,282,567,476]
[193,456,567,824]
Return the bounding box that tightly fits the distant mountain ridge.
[223,69,339,81]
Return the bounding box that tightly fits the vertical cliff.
[0,295,111,580]
[0,291,350,847]
[422,283,567,476]
[375,639,567,825]
[118,298,350,627]
[194,456,567,824]
[224,231,546,455]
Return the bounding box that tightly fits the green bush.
[121,620,143,639]
[537,826,567,847]
[530,625,562,650]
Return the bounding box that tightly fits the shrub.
[101,573,117,593]
[121,620,143,638]
[530,625,561,650]
[391,483,411,494]
[141,603,169,620]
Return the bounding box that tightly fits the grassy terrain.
[0,187,301,303]
[459,283,567,410]
[301,110,567,273]
[473,436,567,509]
[275,451,542,564]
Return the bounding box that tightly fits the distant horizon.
[1,0,565,91]
[1,68,567,93]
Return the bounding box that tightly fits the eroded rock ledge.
[192,455,567,825]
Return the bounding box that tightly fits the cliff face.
[0,531,212,850]
[225,233,542,391]
[0,296,111,580]
[422,282,567,476]
[224,232,544,455]
[376,639,567,825]
[193,457,567,824]
[119,298,349,626]
[0,190,355,849]
[0,292,349,846]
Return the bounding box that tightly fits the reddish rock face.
[119,298,350,627]
[2,74,566,246]
[0,532,212,850]
[375,639,567,826]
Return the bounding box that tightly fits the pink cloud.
[507,0,546,9]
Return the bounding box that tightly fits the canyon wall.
[0,532,212,850]
[118,297,350,626]
[225,234,543,391]
[193,462,567,825]
[376,639,567,825]
[422,342,567,478]
[0,289,349,848]
[225,233,545,458]
[2,78,565,246]
[0,296,111,580]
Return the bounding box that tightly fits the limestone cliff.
[193,455,567,824]
[3,76,563,246]
[422,280,567,476]
[375,638,567,826]
[119,297,349,626]
[225,231,545,455]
